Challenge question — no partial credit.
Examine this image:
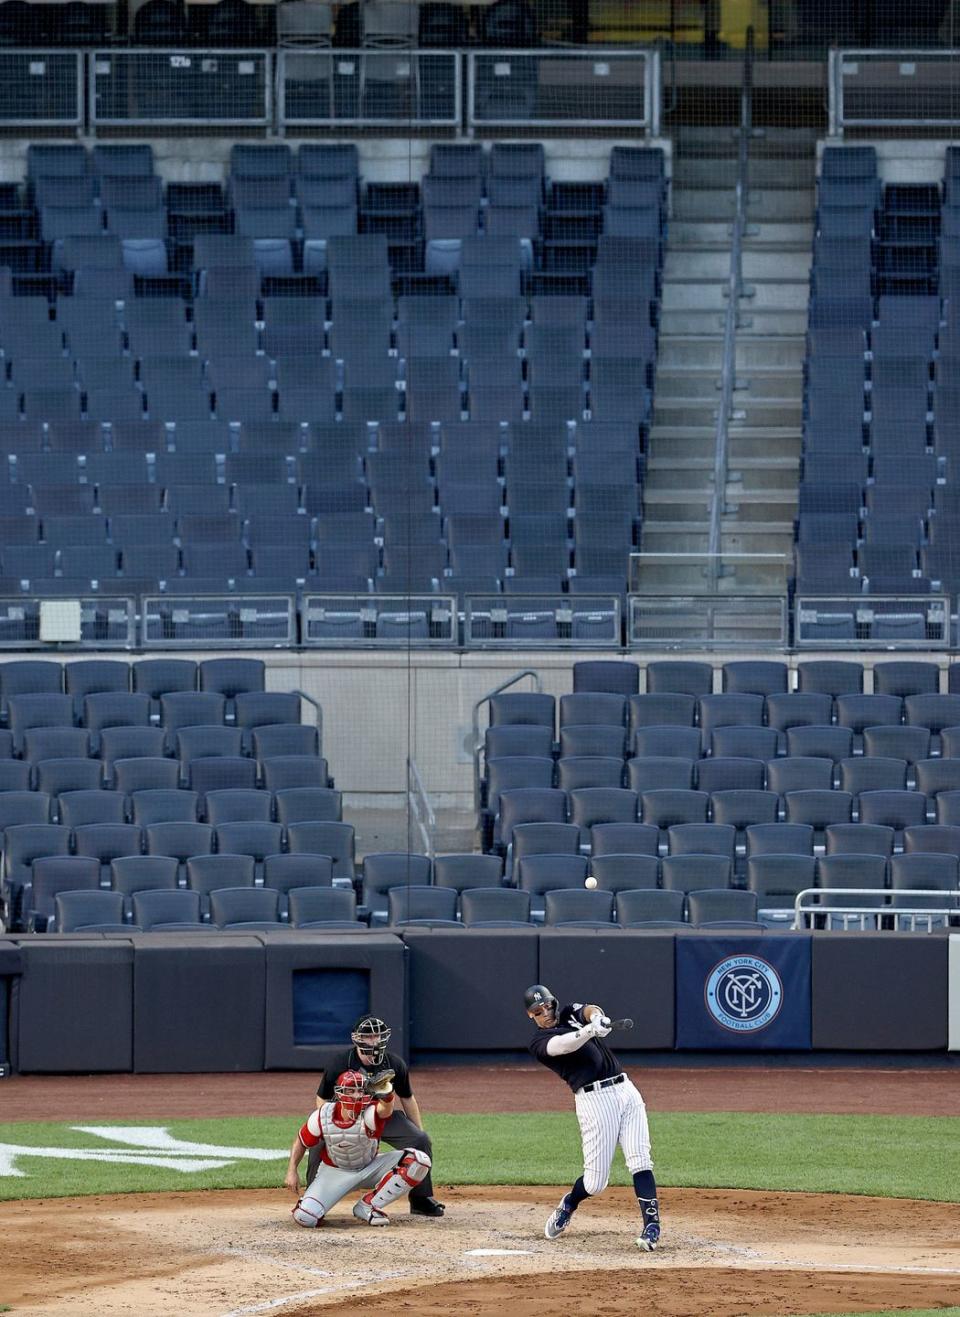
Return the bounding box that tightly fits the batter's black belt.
[579,1073,625,1095]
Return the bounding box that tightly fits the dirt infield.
[4,1185,960,1316]
[2,1067,959,1316]
[4,1062,960,1120]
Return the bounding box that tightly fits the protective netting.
[2,1,960,936]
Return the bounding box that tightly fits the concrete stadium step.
[641,524,712,553]
[641,489,716,522]
[656,336,806,371]
[740,281,810,311]
[655,370,729,400]
[723,489,798,522]
[732,369,803,401]
[743,221,815,248]
[645,462,715,491]
[661,281,733,312]
[742,249,811,280]
[728,430,802,460]
[736,309,810,336]
[720,522,796,555]
[663,249,733,280]
[670,153,813,191]
[652,399,724,427]
[726,459,799,492]
[747,188,815,222]
[669,221,737,248]
[672,188,738,222]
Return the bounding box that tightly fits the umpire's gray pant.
[306,1110,435,1202]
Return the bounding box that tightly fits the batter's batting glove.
[364,1069,396,1097]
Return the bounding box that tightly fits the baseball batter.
[285,1068,431,1227]
[525,983,661,1251]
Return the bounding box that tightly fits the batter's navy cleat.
[636,1222,661,1252]
[544,1194,575,1239]
[410,1196,445,1217]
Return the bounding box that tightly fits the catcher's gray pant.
[293,1149,403,1226]
[306,1111,435,1201]
[575,1076,652,1196]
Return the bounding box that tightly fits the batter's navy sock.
[632,1170,660,1229]
[567,1177,591,1211]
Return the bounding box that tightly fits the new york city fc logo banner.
[675,939,812,1050]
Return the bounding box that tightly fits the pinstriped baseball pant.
[574,1077,652,1196]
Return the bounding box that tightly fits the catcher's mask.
[333,1069,369,1120]
[351,1015,391,1065]
[523,984,557,1021]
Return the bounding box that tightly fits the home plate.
[464,1249,535,1257]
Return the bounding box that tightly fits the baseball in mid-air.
[584,875,598,890]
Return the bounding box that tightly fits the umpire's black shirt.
[528,1003,621,1094]
[316,1048,413,1101]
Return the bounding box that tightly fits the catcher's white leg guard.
[292,1194,326,1228]
[365,1149,431,1212]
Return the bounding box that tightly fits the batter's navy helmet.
[523,984,557,1012]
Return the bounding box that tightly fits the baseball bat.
[609,1017,634,1031]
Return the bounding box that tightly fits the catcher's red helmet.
[334,1069,368,1117]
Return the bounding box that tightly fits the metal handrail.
[293,688,323,757]
[793,887,959,931]
[407,757,436,861]
[707,26,754,582]
[470,668,542,814]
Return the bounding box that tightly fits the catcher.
[285,1066,431,1228]
[525,983,661,1252]
[310,1013,444,1217]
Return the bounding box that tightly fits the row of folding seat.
[0,776,336,822]
[0,418,639,469]
[485,688,960,740]
[502,816,960,863]
[487,751,960,798]
[0,290,653,347]
[568,657,946,698]
[0,689,303,749]
[0,380,650,428]
[495,784,960,858]
[492,788,960,853]
[504,849,956,912]
[0,656,264,716]
[0,523,632,592]
[44,886,761,937]
[47,883,359,935]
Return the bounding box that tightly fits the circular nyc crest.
[704,955,783,1032]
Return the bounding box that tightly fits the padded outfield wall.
[0,928,956,1073]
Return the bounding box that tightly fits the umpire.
[307,1013,445,1218]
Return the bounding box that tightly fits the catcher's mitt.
[364,1068,396,1098]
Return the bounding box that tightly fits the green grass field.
[802,1312,960,1317]
[0,1111,957,1203]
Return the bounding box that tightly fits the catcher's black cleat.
[410,1196,445,1217]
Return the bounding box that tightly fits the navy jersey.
[528,1002,621,1093]
[316,1049,413,1101]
